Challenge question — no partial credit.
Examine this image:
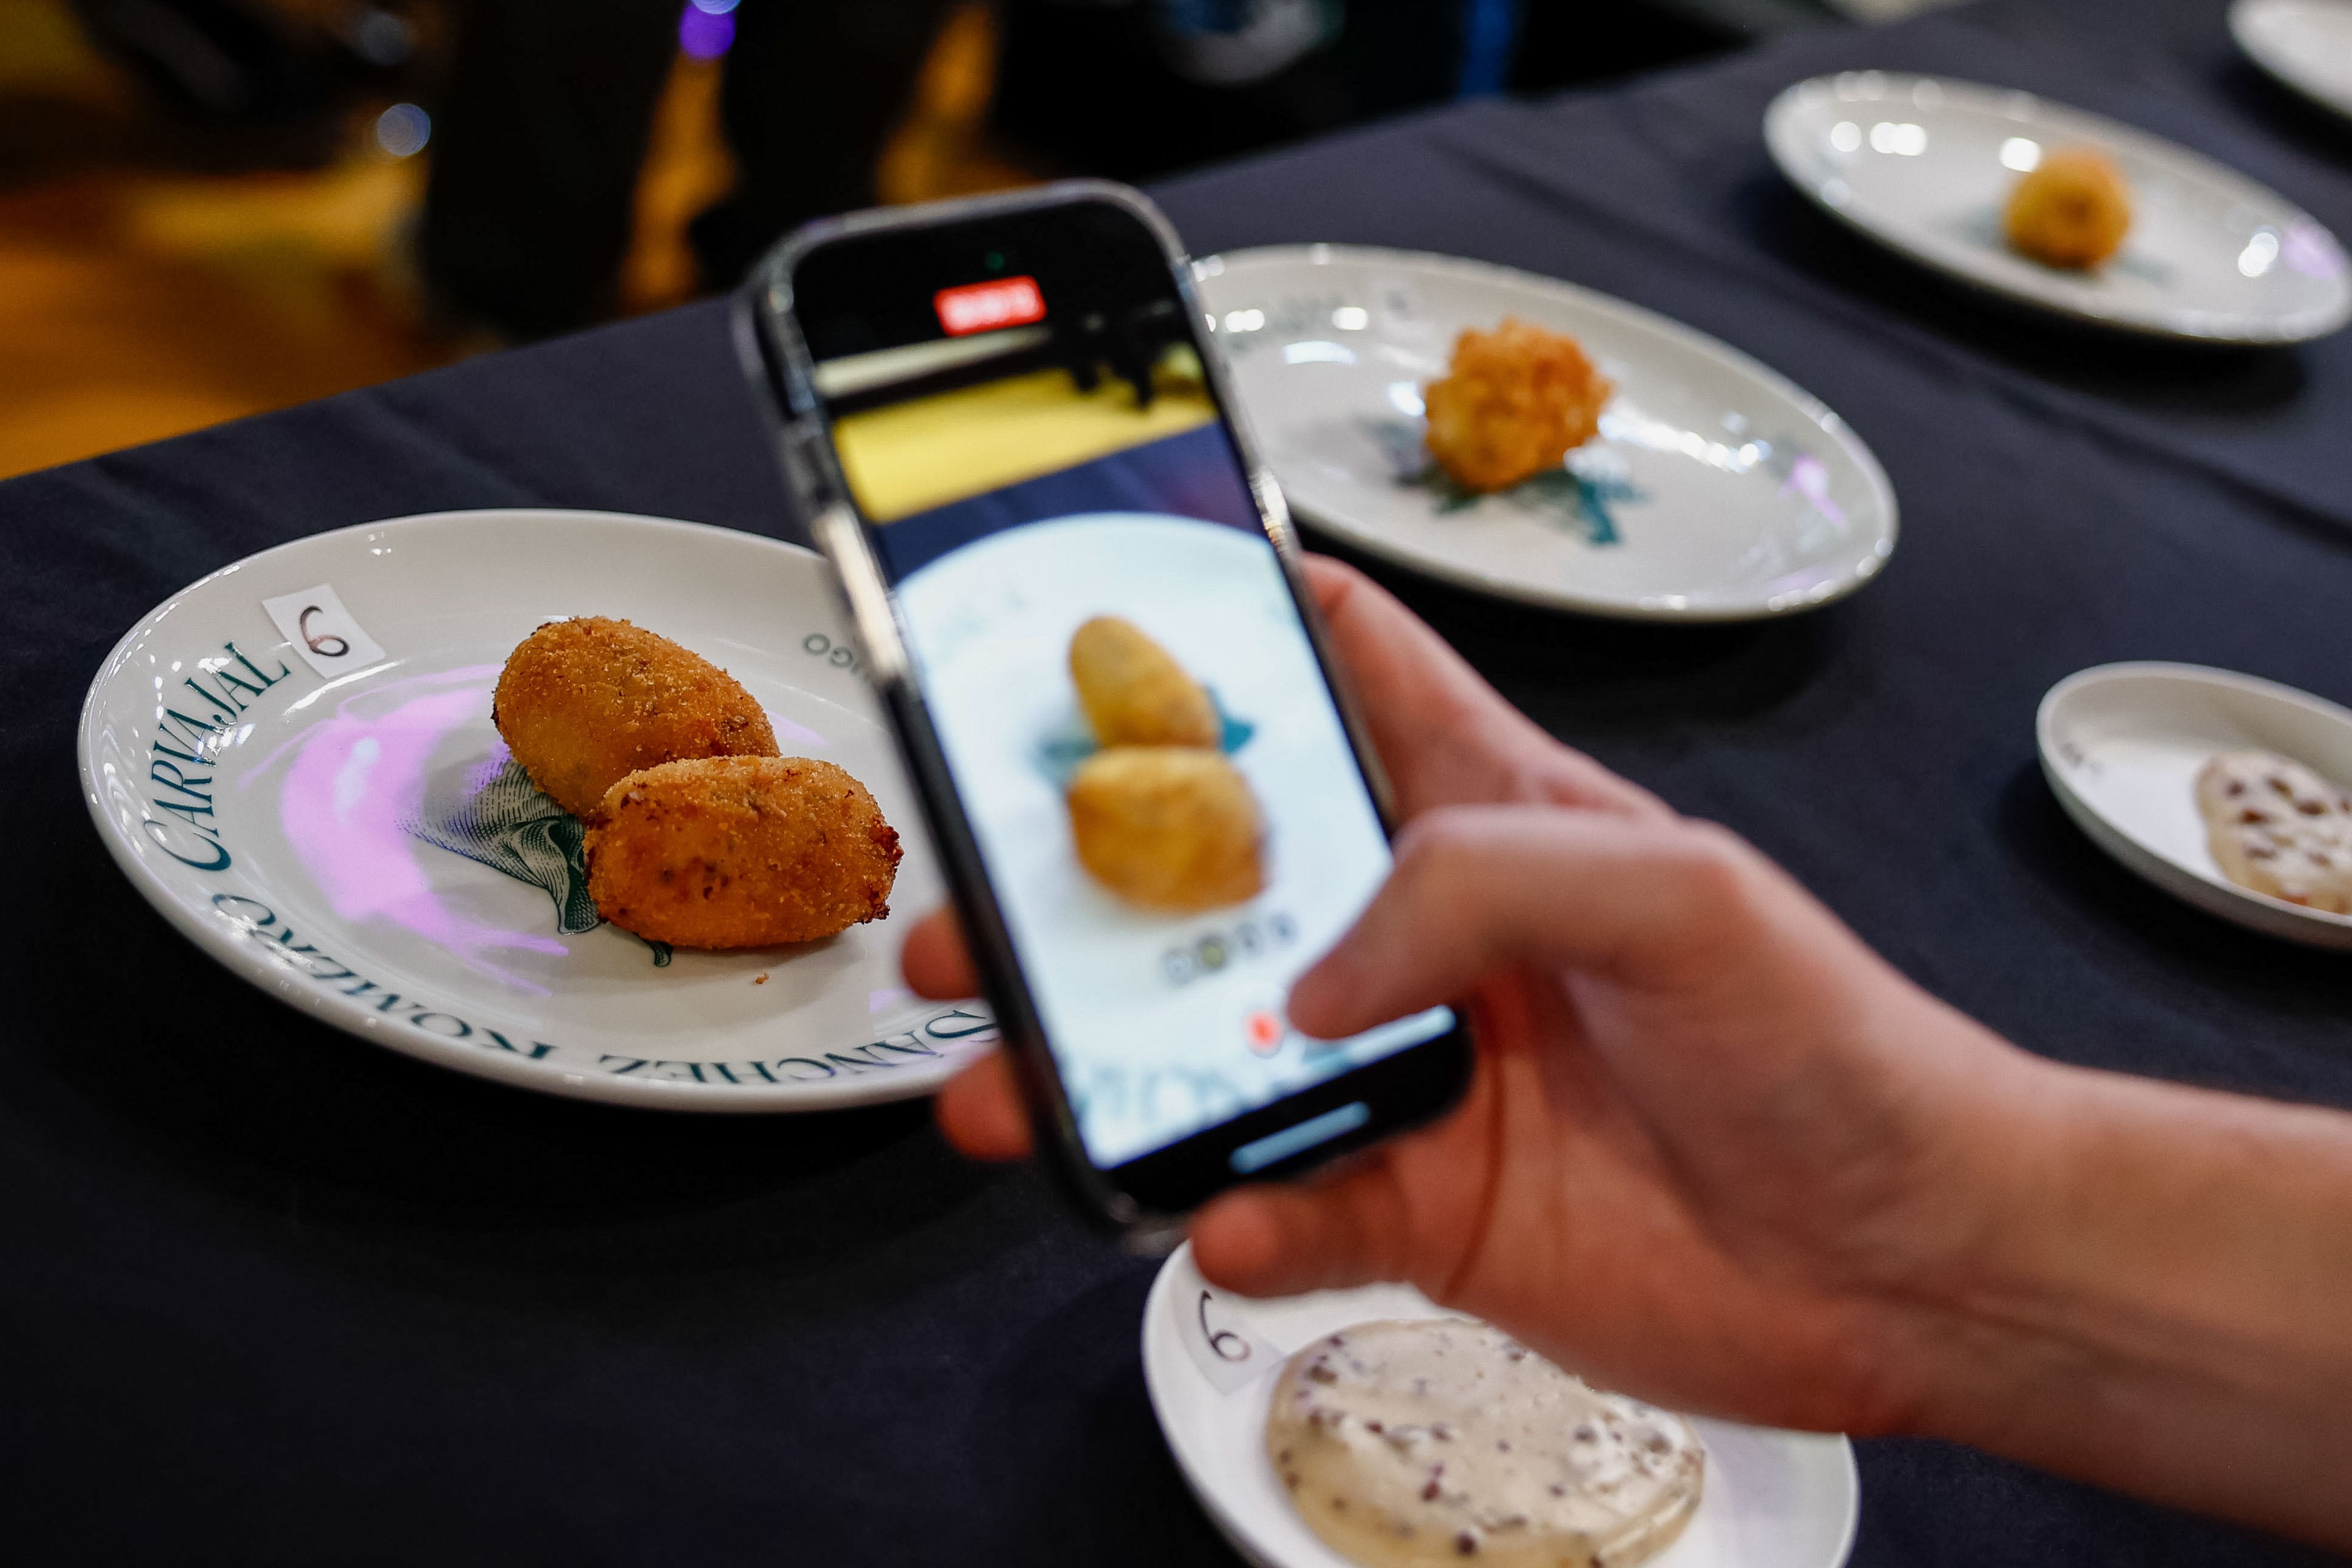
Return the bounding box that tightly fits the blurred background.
[0,0,1950,480]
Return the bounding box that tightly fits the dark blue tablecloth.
[6,1,2348,1563]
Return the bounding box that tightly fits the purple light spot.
[772,713,827,748]
[679,5,733,57]
[2284,220,2345,281]
[1781,452,1846,528]
[869,986,914,1014]
[281,682,567,988]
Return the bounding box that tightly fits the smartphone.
[737,181,1472,1233]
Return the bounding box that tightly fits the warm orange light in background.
[0,0,1031,482]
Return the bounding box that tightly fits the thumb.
[1288,806,1750,1042]
[1192,1155,1424,1298]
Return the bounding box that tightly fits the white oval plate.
[2038,661,2352,949]
[77,509,997,1110]
[1764,71,2352,343]
[1142,1243,1860,1568]
[2233,0,2352,123]
[1193,244,1898,621]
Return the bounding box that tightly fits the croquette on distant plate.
[1422,317,1613,494]
[2005,146,2132,269]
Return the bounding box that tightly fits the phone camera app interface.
[807,216,1450,1169]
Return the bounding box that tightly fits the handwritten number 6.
[298,606,349,658]
[1199,1290,1250,1362]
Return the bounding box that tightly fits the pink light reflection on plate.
[2284,220,2345,281]
[1781,452,1847,528]
[774,712,827,748]
[281,671,568,992]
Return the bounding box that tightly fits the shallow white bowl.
[78,508,995,1109]
[1193,244,1898,621]
[2233,0,2352,123]
[2038,661,2352,949]
[1765,71,2352,342]
[1141,1243,1860,1568]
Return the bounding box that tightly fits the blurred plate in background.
[1194,244,1897,621]
[1765,71,2351,342]
[2232,0,2352,123]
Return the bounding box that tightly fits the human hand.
[908,555,2043,1437]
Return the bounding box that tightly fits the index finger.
[1300,555,1664,820]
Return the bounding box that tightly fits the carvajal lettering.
[144,817,229,870]
[148,759,214,804]
[182,673,244,719]
[223,641,292,688]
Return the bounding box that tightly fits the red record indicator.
[934,275,1046,336]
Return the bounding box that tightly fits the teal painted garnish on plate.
[405,754,673,966]
[1362,417,1643,546]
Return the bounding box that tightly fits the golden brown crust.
[493,616,779,820]
[1069,615,1221,749]
[1067,746,1263,912]
[584,756,901,947]
[1421,317,1613,495]
[2004,146,2132,269]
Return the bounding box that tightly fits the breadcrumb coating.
[586,756,901,948]
[493,616,778,820]
[1422,317,1613,494]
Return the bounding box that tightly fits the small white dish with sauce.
[2039,662,2352,949]
[1142,1243,1860,1568]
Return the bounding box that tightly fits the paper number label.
[263,584,386,679]
[1183,1285,1282,1394]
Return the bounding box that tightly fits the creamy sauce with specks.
[1266,1319,1704,1567]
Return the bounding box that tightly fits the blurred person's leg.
[421,0,676,339]
[689,0,961,291]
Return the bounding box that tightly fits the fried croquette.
[1421,317,1613,494]
[2005,146,2132,269]
[585,756,900,947]
[493,616,778,819]
[1069,615,1220,749]
[1067,746,1263,913]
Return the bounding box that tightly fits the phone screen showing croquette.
[793,201,1458,1184]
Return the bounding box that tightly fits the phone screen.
[790,200,1456,1180]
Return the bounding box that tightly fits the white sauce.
[1265,1319,1704,1567]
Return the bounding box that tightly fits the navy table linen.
[4,0,2347,1561]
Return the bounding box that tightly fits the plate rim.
[1199,242,1901,622]
[1139,1241,1862,1568]
[2231,0,2352,125]
[2036,659,2352,949]
[1762,70,2352,344]
[77,506,987,1112]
